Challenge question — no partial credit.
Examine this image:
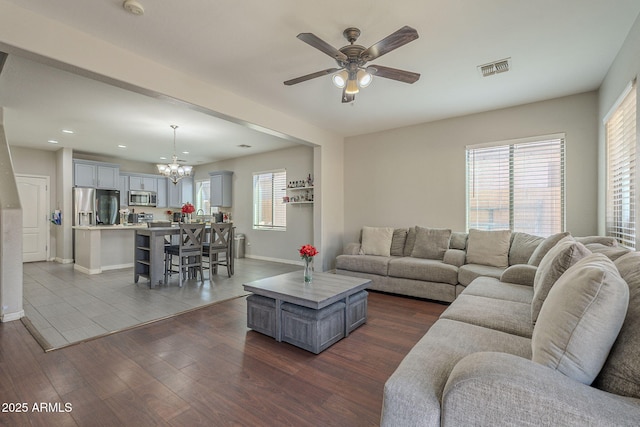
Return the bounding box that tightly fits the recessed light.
[182,151,189,155]
[159,156,167,160]
[48,140,59,144]
[117,144,127,149]
[62,129,74,134]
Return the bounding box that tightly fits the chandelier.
[157,125,193,184]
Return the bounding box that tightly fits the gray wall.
[343,91,598,244]
[195,145,314,264]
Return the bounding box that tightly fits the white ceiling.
[1,0,640,165]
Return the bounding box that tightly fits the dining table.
[133,223,234,287]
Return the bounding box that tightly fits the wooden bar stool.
[164,223,205,287]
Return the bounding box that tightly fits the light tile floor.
[23,258,301,349]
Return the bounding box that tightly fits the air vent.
[478,58,511,77]
[238,144,252,148]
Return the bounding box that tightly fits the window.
[466,135,565,236]
[253,170,286,230]
[606,82,637,249]
[195,179,210,214]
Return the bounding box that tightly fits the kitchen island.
[73,224,148,274]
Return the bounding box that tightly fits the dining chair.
[164,223,205,287]
[203,223,233,278]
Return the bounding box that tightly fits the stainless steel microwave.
[128,190,157,207]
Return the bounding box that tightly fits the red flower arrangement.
[181,203,195,214]
[299,244,319,260]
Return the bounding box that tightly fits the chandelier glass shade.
[157,125,193,184]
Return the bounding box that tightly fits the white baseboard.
[245,254,304,266]
[102,263,134,271]
[55,257,74,264]
[1,310,25,323]
[73,264,101,275]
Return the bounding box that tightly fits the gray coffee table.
[243,271,370,353]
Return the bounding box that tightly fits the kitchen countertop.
[72,224,150,230]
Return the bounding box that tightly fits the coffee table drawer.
[281,301,346,354]
[347,290,368,333]
[247,294,276,338]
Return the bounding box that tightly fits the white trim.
[73,264,101,275]
[1,310,25,322]
[101,263,134,271]
[245,254,304,266]
[466,132,566,150]
[603,79,636,124]
[55,257,74,264]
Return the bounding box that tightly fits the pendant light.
[157,125,193,184]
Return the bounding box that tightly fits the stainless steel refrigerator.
[96,189,120,225]
[73,187,96,226]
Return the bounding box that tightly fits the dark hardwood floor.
[0,291,446,426]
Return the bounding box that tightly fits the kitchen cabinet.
[168,177,194,208]
[156,178,168,208]
[73,160,119,189]
[129,176,157,192]
[209,170,233,207]
[119,175,129,206]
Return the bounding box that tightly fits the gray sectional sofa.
[377,235,640,425]
[336,226,613,302]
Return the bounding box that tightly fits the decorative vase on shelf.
[303,258,313,284]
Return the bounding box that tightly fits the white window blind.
[253,170,287,230]
[606,82,637,249]
[467,135,565,236]
[195,179,210,214]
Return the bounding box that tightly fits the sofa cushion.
[575,236,618,246]
[509,232,544,265]
[390,228,408,256]
[450,232,468,250]
[458,263,505,286]
[388,257,458,285]
[528,231,571,266]
[462,276,534,304]
[403,226,417,256]
[361,226,394,256]
[595,251,640,398]
[466,229,511,268]
[531,238,590,324]
[411,226,451,260]
[335,254,392,276]
[381,319,531,427]
[440,294,534,338]
[532,253,629,385]
[499,264,537,287]
[586,243,630,261]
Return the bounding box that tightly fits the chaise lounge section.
[380,237,640,426]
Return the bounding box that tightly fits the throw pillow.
[410,226,452,260]
[532,253,629,385]
[528,231,571,266]
[390,228,408,257]
[594,251,640,398]
[450,232,468,250]
[465,229,511,268]
[509,232,544,265]
[360,226,394,257]
[403,226,417,256]
[531,237,591,324]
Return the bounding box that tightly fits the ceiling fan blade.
[342,87,355,103]
[361,26,419,62]
[297,33,349,62]
[284,68,341,86]
[367,65,420,84]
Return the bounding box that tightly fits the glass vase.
[303,258,313,284]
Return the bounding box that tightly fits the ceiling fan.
[284,26,420,103]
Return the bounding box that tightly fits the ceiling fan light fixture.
[345,78,359,95]
[332,70,348,88]
[357,69,373,88]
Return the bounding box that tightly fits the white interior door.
[16,175,49,262]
